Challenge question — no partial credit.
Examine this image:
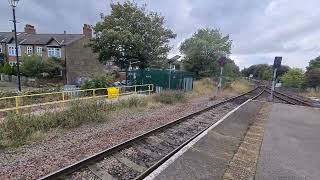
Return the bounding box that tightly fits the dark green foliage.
[281,68,305,89]
[81,73,116,89]
[2,63,14,75]
[153,91,186,104]
[20,55,45,77]
[306,56,320,71]
[180,28,232,78]
[241,64,290,80]
[43,57,64,77]
[91,1,176,69]
[306,68,320,88]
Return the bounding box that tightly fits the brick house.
[0,24,103,85]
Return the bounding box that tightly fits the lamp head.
[8,0,19,7]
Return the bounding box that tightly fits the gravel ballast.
[0,95,230,179]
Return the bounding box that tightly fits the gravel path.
[0,95,233,179]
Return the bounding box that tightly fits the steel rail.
[39,86,263,180]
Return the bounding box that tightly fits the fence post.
[61,92,65,109]
[148,85,151,96]
[135,85,137,94]
[15,96,20,114]
[93,89,96,97]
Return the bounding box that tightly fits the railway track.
[255,88,312,106]
[39,87,264,180]
[39,86,311,180]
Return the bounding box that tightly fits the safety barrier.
[0,84,154,114]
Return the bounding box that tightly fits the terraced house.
[0,24,103,85]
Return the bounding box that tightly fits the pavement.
[255,103,320,180]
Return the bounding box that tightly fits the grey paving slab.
[256,104,320,180]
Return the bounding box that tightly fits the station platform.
[255,103,320,180]
[144,101,320,180]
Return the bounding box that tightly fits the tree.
[306,68,320,88]
[281,68,305,89]
[223,59,240,78]
[43,57,64,77]
[306,56,320,71]
[20,55,46,77]
[91,1,176,70]
[180,28,232,78]
[241,64,289,81]
[305,56,320,88]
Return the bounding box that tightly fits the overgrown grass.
[0,96,150,148]
[228,79,252,93]
[152,91,186,104]
[301,88,320,98]
[190,78,216,97]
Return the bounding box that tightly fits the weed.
[153,91,186,104]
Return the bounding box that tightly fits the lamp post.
[8,0,21,92]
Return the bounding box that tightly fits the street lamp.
[8,0,22,92]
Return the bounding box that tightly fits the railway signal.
[269,56,282,101]
[215,56,227,96]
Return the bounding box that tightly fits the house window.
[36,47,43,56]
[8,45,21,56]
[48,47,61,58]
[27,46,33,56]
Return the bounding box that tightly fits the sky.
[1,0,319,70]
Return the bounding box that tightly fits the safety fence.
[0,84,154,114]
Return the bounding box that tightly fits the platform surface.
[255,103,320,180]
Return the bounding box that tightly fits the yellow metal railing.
[0,84,154,114]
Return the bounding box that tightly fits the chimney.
[24,24,36,34]
[83,24,92,38]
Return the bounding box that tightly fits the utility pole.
[9,0,22,92]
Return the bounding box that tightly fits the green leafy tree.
[281,68,305,89]
[91,1,176,70]
[20,55,46,77]
[241,64,289,80]
[180,28,232,78]
[223,59,240,78]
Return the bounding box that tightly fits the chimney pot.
[24,24,36,34]
[83,24,92,39]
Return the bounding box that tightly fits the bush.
[43,57,64,77]
[153,91,186,104]
[81,73,116,89]
[230,79,252,93]
[2,63,14,75]
[20,55,46,77]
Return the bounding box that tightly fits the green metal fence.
[128,69,194,92]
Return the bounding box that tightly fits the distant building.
[0,24,103,85]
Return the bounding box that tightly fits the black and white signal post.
[269,56,282,101]
[215,57,226,96]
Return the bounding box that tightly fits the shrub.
[81,73,116,89]
[230,79,252,93]
[43,57,64,77]
[20,55,46,77]
[2,63,14,75]
[153,91,186,104]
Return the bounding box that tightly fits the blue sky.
[1,0,319,69]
